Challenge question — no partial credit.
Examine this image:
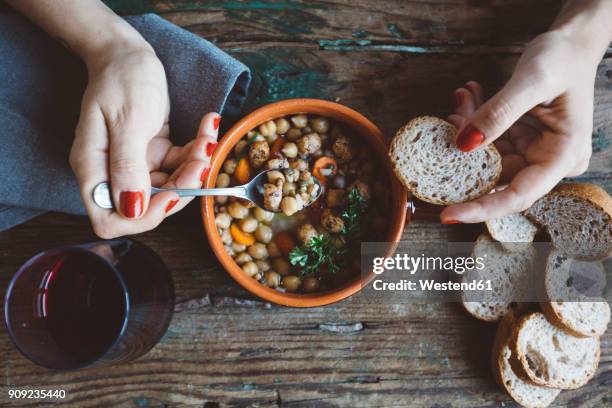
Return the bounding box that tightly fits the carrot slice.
[235,157,251,184]
[274,231,296,255]
[270,137,285,157]
[230,224,255,246]
[312,157,337,185]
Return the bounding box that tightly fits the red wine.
[40,250,126,365]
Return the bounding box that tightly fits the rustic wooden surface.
[1,1,611,407]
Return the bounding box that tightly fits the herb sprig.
[288,188,369,277]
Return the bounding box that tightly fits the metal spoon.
[92,168,323,213]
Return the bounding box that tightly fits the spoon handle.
[150,186,248,198]
[92,182,247,209]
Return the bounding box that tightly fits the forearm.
[5,0,151,66]
[552,0,612,63]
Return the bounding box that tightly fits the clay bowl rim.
[201,98,408,307]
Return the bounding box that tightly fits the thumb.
[455,75,547,152]
[109,119,152,219]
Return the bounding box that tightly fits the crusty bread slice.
[389,116,502,205]
[540,251,610,338]
[513,312,600,389]
[486,213,539,252]
[525,183,612,259]
[492,311,560,408]
[462,233,536,322]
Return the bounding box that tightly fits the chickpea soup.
[213,114,391,293]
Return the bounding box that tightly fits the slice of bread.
[525,183,612,259]
[492,311,560,408]
[389,116,502,205]
[513,312,600,389]
[462,233,536,322]
[486,213,539,252]
[541,251,610,338]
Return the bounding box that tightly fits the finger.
[107,112,154,219]
[454,74,550,152]
[162,159,209,216]
[440,161,563,223]
[151,171,170,187]
[161,112,220,170]
[454,88,475,118]
[465,81,484,107]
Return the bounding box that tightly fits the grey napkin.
[0,12,250,231]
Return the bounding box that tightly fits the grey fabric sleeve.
[0,12,250,231]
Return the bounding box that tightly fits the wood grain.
[1,0,611,406]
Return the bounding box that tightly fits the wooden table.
[1,1,611,406]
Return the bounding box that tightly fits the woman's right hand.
[69,42,220,238]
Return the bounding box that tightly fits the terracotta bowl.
[201,99,408,307]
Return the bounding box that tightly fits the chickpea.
[232,242,246,253]
[224,245,235,257]
[326,189,347,208]
[228,202,249,219]
[289,159,307,173]
[221,228,233,245]
[310,117,330,134]
[286,127,302,141]
[248,243,268,259]
[321,208,345,233]
[281,142,298,158]
[215,195,228,205]
[272,258,291,276]
[255,260,271,273]
[216,172,231,188]
[299,170,312,182]
[282,275,301,292]
[298,223,318,244]
[282,181,296,196]
[302,276,321,292]
[215,213,232,229]
[249,141,270,167]
[267,242,281,258]
[280,196,302,216]
[264,271,281,288]
[275,118,290,134]
[301,126,313,135]
[267,170,285,183]
[254,207,275,223]
[266,157,289,169]
[223,158,237,174]
[234,139,248,156]
[235,252,253,265]
[290,114,308,128]
[297,133,322,155]
[250,132,265,142]
[284,168,300,183]
[239,217,258,233]
[255,224,273,243]
[242,261,259,277]
[258,120,277,138]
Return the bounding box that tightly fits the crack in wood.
[318,322,364,334]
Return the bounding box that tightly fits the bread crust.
[512,312,601,389]
[539,301,590,338]
[389,116,502,205]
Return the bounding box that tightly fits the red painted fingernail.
[442,219,461,225]
[165,199,179,213]
[119,191,144,218]
[205,142,218,157]
[200,166,211,182]
[456,124,485,152]
[213,115,221,130]
[454,90,463,108]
